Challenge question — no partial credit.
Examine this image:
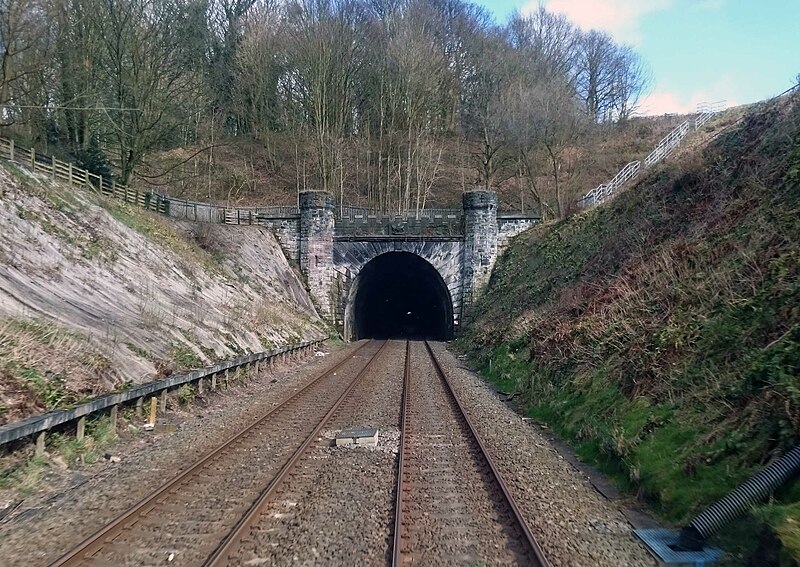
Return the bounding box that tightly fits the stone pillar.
[462,191,498,310]
[299,191,335,319]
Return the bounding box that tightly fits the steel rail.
[204,339,390,566]
[391,341,411,567]
[50,340,375,567]
[421,341,551,567]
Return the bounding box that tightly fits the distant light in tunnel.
[345,252,453,341]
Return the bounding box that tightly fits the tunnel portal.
[346,252,454,341]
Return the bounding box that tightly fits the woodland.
[0,0,650,217]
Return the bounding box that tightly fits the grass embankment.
[458,93,800,563]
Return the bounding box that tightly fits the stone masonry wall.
[497,216,539,255]
[332,239,464,336]
[260,217,300,263]
[299,191,335,318]
[462,191,498,309]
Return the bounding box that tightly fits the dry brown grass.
[0,319,120,425]
[137,114,691,212]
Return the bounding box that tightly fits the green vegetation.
[0,319,114,417]
[49,416,117,465]
[757,500,800,561]
[0,456,47,494]
[0,416,117,494]
[176,384,196,405]
[170,343,204,370]
[458,94,800,563]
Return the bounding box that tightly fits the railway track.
[393,341,551,566]
[50,339,550,566]
[50,340,388,567]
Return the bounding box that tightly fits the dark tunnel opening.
[347,252,453,341]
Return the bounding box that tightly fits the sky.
[473,0,800,115]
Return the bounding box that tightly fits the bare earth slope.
[0,161,326,423]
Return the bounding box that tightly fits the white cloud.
[528,0,673,44]
[639,83,737,116]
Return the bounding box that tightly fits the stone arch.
[332,240,463,340]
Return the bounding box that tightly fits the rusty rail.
[392,341,412,567]
[50,340,379,567]
[391,341,551,566]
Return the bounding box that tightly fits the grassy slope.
[458,93,800,562]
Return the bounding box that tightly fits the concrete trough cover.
[335,427,379,447]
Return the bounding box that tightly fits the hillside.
[136,113,693,213]
[0,162,326,425]
[458,90,800,564]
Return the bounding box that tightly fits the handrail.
[578,100,727,210]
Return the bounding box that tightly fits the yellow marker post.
[148,397,157,427]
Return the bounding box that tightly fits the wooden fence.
[0,137,169,214]
[0,137,300,223]
[0,339,324,454]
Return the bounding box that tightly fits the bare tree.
[507,6,578,81]
[93,0,205,183]
[284,0,369,192]
[232,0,283,140]
[610,44,651,120]
[0,0,54,132]
[575,29,650,122]
[462,29,515,191]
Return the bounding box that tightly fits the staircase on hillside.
[578,101,726,209]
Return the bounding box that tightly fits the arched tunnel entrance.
[345,252,454,341]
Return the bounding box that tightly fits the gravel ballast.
[0,340,658,566]
[429,342,656,567]
[231,339,405,566]
[0,342,356,566]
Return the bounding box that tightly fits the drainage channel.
[392,341,551,566]
[50,340,385,567]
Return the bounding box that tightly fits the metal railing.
[578,101,726,209]
[580,160,642,207]
[0,339,324,454]
[644,121,691,167]
[336,205,462,222]
[696,100,726,129]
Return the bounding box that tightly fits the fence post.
[99,174,103,193]
[35,431,46,457]
[160,390,168,413]
[76,416,86,441]
[51,156,56,180]
[110,404,119,434]
[9,138,14,162]
[30,146,35,170]
[135,397,143,418]
[68,163,73,185]
[148,397,157,426]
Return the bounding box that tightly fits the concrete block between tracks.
[335,427,379,447]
